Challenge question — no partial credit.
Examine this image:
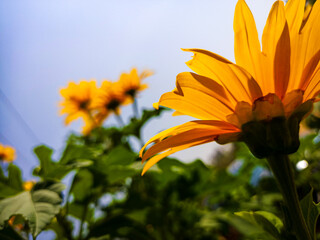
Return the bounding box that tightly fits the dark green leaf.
[0,226,24,240]
[102,146,136,167]
[300,189,320,240]
[71,169,93,201]
[60,144,95,165]
[68,203,94,223]
[106,167,136,184]
[33,145,93,180]
[0,183,20,199]
[0,164,23,199]
[7,164,23,192]
[221,211,281,240]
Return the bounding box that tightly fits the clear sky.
[0,0,274,180]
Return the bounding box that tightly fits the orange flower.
[59,80,98,133]
[23,181,35,191]
[140,0,320,175]
[0,143,16,162]
[117,68,153,104]
[90,80,126,125]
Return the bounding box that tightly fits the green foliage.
[233,211,282,239]
[3,105,320,239]
[33,145,93,181]
[0,182,65,238]
[0,164,23,199]
[0,226,24,240]
[300,190,320,240]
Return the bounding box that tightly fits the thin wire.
[0,88,40,143]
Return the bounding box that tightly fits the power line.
[0,88,40,143]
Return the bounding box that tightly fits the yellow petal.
[65,111,87,125]
[176,72,235,110]
[141,138,212,175]
[234,0,262,87]
[300,1,320,62]
[303,66,320,101]
[299,50,320,91]
[274,22,290,99]
[227,101,253,127]
[152,102,159,109]
[285,0,305,34]
[184,48,262,103]
[302,3,312,23]
[140,69,154,79]
[172,111,184,116]
[140,120,240,175]
[287,1,320,93]
[158,89,233,121]
[262,1,289,96]
[283,90,303,117]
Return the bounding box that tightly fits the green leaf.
[300,189,320,240]
[34,145,55,174]
[7,164,23,192]
[60,144,95,165]
[33,145,93,180]
[0,183,20,199]
[68,202,94,223]
[0,166,5,182]
[0,182,65,237]
[255,211,283,233]
[70,169,93,201]
[102,146,136,167]
[0,164,23,199]
[222,211,282,240]
[252,212,282,239]
[33,145,57,179]
[106,167,136,184]
[94,146,137,184]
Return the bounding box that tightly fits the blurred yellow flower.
[23,180,35,191]
[140,0,320,175]
[0,143,16,162]
[118,68,153,104]
[91,80,126,125]
[59,81,98,126]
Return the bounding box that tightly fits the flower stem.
[115,114,124,127]
[132,99,139,118]
[78,203,88,240]
[267,154,312,240]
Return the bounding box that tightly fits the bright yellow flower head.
[60,80,98,126]
[0,143,16,162]
[23,180,35,191]
[117,68,153,104]
[91,80,126,124]
[140,0,320,175]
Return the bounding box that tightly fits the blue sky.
[0,0,274,180]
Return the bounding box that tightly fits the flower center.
[126,89,137,97]
[106,99,120,110]
[79,100,89,110]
